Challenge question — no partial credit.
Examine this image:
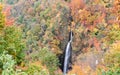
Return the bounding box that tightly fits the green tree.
[0,4,26,64]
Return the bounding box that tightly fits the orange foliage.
[114,0,120,24]
[70,0,85,22]
[69,0,113,52]
[30,61,47,69]
[114,0,120,11]
[93,37,101,51]
[70,0,85,10]
[95,13,106,25]
[68,64,97,75]
[70,0,107,28]
[3,6,14,26]
[5,18,14,26]
[68,65,85,75]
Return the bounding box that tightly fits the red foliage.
[93,37,101,51]
[69,0,117,52]
[3,6,14,26]
[3,6,11,16]
[5,18,14,26]
[113,0,120,24]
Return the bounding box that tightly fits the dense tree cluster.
[0,0,120,74]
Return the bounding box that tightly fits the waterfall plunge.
[63,31,73,75]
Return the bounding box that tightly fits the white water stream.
[63,31,73,75]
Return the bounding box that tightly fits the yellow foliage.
[103,41,120,72]
[112,24,119,30]
[0,4,5,34]
[105,24,120,43]
[0,4,2,11]
[93,28,99,33]
[110,41,120,52]
[51,45,62,54]
[30,61,46,69]
[51,39,60,45]
[95,41,120,73]
[30,61,49,74]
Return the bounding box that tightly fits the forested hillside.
[0,0,120,75]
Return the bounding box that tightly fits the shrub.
[28,47,59,75]
[106,24,120,44]
[4,26,25,64]
[0,26,25,64]
[99,42,120,75]
[0,51,49,75]
[25,64,49,75]
[37,47,59,75]
[0,51,16,75]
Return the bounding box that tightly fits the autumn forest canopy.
[0,0,120,75]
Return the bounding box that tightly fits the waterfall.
[63,31,73,75]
